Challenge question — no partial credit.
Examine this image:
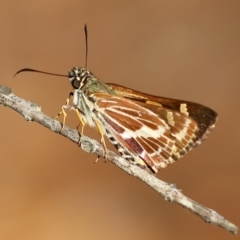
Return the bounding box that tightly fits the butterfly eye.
[72,79,80,89]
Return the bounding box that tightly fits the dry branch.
[0,85,238,234]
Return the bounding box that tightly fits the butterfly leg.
[93,118,107,162]
[74,108,86,145]
[54,92,73,132]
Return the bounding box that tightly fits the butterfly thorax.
[68,67,116,95]
[68,67,116,128]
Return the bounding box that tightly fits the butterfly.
[14,25,217,173]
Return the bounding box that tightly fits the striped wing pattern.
[92,92,199,173]
[106,83,217,146]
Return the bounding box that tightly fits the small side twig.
[0,85,238,234]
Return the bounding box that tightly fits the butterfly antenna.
[13,68,68,78]
[84,24,88,69]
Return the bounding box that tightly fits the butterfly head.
[68,67,93,89]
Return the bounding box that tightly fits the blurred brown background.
[0,1,239,239]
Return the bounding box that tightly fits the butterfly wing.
[91,92,203,173]
[106,83,218,146]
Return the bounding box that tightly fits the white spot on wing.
[180,103,189,116]
[167,111,175,126]
[120,131,132,140]
[135,125,166,138]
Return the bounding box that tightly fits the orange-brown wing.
[106,83,217,147]
[91,92,200,173]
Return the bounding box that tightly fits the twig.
[0,85,238,234]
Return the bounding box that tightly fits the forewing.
[106,83,218,146]
[91,92,200,172]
